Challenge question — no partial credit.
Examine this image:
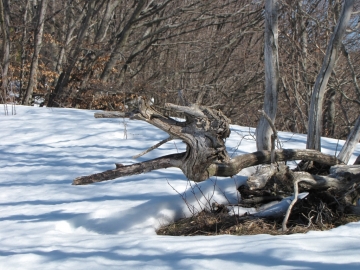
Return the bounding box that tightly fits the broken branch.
[133,136,173,159]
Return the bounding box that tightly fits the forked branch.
[73,148,342,185]
[73,99,342,185]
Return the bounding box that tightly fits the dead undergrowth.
[157,161,360,236]
[158,163,360,236]
[157,191,360,236]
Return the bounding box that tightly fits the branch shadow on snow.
[65,174,248,235]
[1,240,360,270]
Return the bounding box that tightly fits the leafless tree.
[0,0,356,144]
[307,0,355,151]
[256,0,279,151]
[23,0,49,105]
[0,0,11,113]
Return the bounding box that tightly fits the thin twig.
[188,180,204,213]
[167,179,195,215]
[133,136,173,159]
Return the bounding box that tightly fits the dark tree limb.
[73,153,184,185]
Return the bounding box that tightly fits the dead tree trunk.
[256,0,279,151]
[306,0,355,151]
[74,98,231,184]
[73,99,342,185]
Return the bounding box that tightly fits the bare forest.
[1,0,359,140]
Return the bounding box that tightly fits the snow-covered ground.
[1,105,360,269]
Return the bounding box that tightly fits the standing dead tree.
[306,0,355,151]
[256,0,279,151]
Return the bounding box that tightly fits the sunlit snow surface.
[1,105,360,269]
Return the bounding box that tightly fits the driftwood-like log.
[291,165,360,198]
[73,148,341,185]
[243,164,360,219]
[73,98,343,185]
[73,153,184,185]
[208,148,341,177]
[75,98,231,184]
[239,164,360,230]
[245,164,360,194]
[330,165,360,181]
[247,164,278,190]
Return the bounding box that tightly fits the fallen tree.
[73,98,360,232]
[73,98,341,185]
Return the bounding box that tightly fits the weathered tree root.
[73,148,341,185]
[74,97,344,185]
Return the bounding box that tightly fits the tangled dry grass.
[157,191,360,236]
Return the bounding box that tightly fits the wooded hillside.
[1,0,359,140]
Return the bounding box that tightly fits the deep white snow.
[1,105,360,269]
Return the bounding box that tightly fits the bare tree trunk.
[306,0,355,150]
[256,0,279,151]
[48,0,59,71]
[94,0,119,43]
[19,0,30,101]
[0,0,11,112]
[100,0,147,82]
[55,1,73,74]
[338,115,360,164]
[324,87,336,137]
[76,0,120,91]
[298,0,310,133]
[22,0,48,105]
[48,0,97,107]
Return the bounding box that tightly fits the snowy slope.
[1,105,360,269]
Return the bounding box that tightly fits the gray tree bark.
[306,0,355,150]
[0,0,11,110]
[94,0,120,43]
[100,0,147,82]
[23,0,48,105]
[338,115,360,164]
[73,99,342,185]
[256,0,279,151]
[324,87,336,137]
[19,0,30,101]
[48,0,98,107]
